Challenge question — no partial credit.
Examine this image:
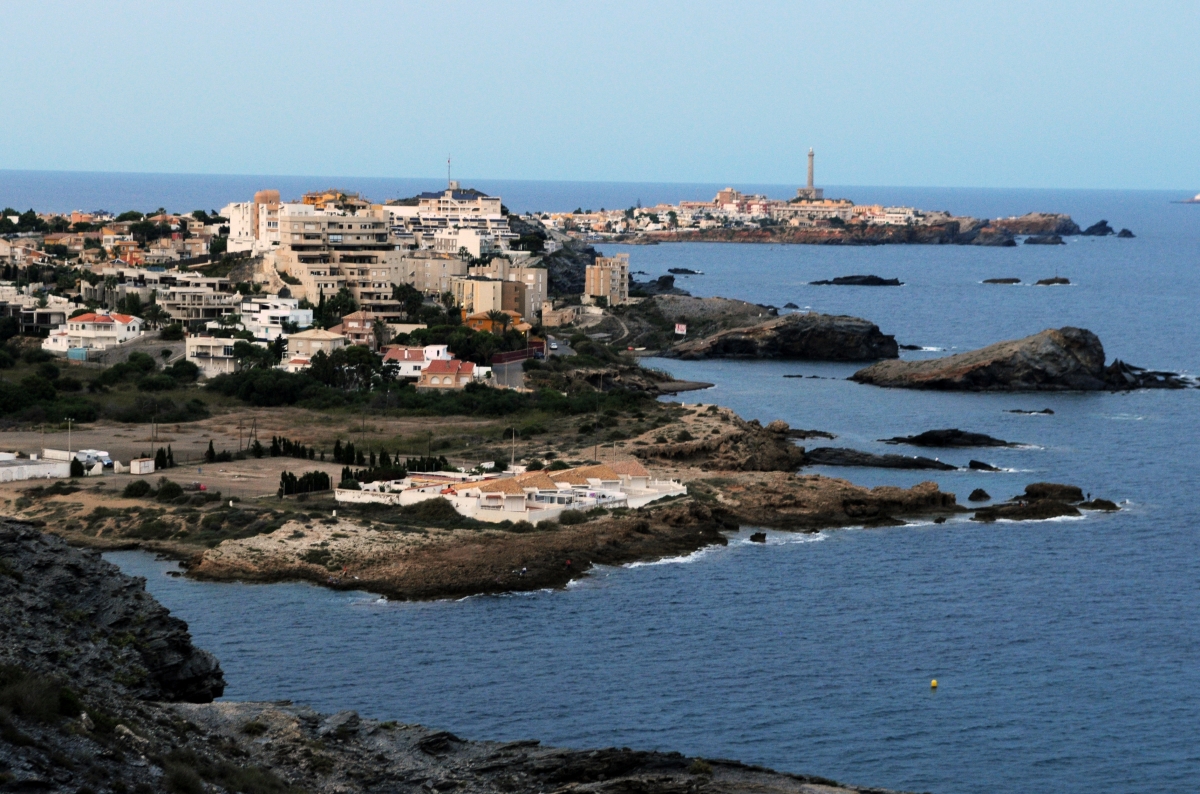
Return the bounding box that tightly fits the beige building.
[407,254,469,296]
[186,335,240,378]
[270,203,401,304]
[468,257,546,320]
[584,254,630,306]
[286,328,348,358]
[451,278,505,316]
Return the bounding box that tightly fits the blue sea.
[24,170,1190,794]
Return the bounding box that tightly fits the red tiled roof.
[68,313,138,325]
[383,347,425,363]
[424,358,475,376]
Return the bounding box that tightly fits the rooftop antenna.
[447,155,452,188]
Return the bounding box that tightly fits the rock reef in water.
[880,429,1016,447]
[971,482,1114,522]
[1036,276,1070,286]
[1081,220,1115,236]
[984,277,1022,284]
[851,327,1190,391]
[1117,228,1135,238]
[1025,235,1064,245]
[810,275,903,286]
[803,447,957,470]
[671,312,899,361]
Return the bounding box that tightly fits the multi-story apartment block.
[468,257,546,320]
[270,203,401,304]
[229,295,312,343]
[451,277,505,317]
[382,182,517,250]
[222,189,281,254]
[584,254,630,306]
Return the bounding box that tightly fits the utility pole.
[510,428,517,470]
[66,418,74,461]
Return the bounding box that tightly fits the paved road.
[546,335,573,357]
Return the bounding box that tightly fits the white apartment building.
[234,295,312,342]
[43,312,144,354]
[221,189,282,254]
[382,183,517,250]
[432,227,498,259]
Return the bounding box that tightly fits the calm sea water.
[91,176,1200,794]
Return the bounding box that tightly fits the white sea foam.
[624,545,719,567]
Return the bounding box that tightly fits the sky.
[1,1,1197,190]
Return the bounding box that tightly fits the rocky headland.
[851,327,1191,391]
[0,522,909,794]
[671,313,899,361]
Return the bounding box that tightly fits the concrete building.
[42,311,143,354]
[382,183,517,250]
[417,358,480,389]
[270,203,400,304]
[232,295,312,343]
[329,310,382,350]
[584,254,630,306]
[468,257,546,320]
[432,227,498,259]
[185,335,240,378]
[406,254,469,296]
[451,277,505,316]
[286,327,348,359]
[222,189,281,254]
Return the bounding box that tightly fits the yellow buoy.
[931,679,938,689]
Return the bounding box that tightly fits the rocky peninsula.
[851,327,1191,391]
[671,313,899,361]
[0,522,909,794]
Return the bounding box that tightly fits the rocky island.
[670,313,899,361]
[851,327,1191,391]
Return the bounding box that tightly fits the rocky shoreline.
[0,523,909,794]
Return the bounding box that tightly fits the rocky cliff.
[0,520,908,794]
[671,313,899,361]
[851,327,1190,391]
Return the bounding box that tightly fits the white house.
[381,344,454,379]
[43,312,143,354]
[204,295,312,343]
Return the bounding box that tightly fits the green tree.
[391,283,425,321]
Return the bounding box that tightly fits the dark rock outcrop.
[783,302,799,308]
[810,275,903,286]
[667,267,702,275]
[991,212,1082,236]
[1036,276,1070,286]
[673,312,899,361]
[1007,408,1054,414]
[749,532,767,543]
[1116,228,1135,238]
[880,429,1015,447]
[984,278,1021,284]
[631,274,690,297]
[1081,220,1115,236]
[804,447,956,470]
[1025,235,1064,245]
[851,327,1188,391]
[971,481,1117,522]
[0,521,225,703]
[968,460,1001,471]
[968,488,991,501]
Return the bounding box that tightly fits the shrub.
[54,376,82,392]
[37,362,60,381]
[156,479,184,501]
[675,430,694,442]
[0,350,13,368]
[126,351,156,372]
[0,665,82,723]
[22,349,54,365]
[526,459,544,471]
[558,509,586,525]
[137,374,176,392]
[688,759,713,776]
[160,324,185,341]
[547,460,570,471]
[122,480,152,498]
[69,458,85,477]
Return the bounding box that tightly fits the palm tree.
[486,310,510,334]
[371,318,389,350]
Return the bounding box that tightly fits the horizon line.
[0,167,1193,195]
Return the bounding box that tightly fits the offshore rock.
[984,277,1022,284]
[1117,228,1135,238]
[968,488,992,502]
[672,312,899,361]
[810,274,903,286]
[1081,220,1115,236]
[1036,276,1070,285]
[880,429,1015,447]
[850,327,1183,391]
[1025,234,1064,245]
[968,460,1002,471]
[804,447,957,470]
[0,520,225,703]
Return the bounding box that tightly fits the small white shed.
[129,458,156,476]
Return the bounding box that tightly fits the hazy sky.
[2,1,1197,189]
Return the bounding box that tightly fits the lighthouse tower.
[796,148,824,201]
